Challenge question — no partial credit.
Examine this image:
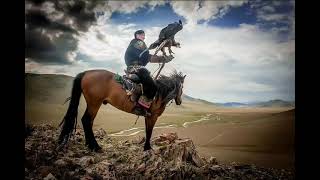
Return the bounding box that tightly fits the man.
[149,20,183,50]
[124,30,174,116]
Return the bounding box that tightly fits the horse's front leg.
[144,114,158,151]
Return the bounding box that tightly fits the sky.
[25,0,295,103]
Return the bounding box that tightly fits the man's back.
[125,38,150,66]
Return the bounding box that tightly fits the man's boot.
[138,95,153,109]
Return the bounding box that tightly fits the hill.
[215,100,295,108]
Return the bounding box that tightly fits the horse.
[57,68,186,152]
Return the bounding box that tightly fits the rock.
[137,163,146,173]
[131,136,145,144]
[99,159,111,166]
[54,159,67,167]
[25,125,295,180]
[210,165,221,171]
[154,157,162,168]
[66,150,75,157]
[75,129,82,135]
[209,156,217,165]
[43,173,57,180]
[156,140,170,146]
[192,153,205,167]
[95,128,107,139]
[80,175,94,180]
[105,144,113,149]
[153,147,161,155]
[139,137,146,144]
[153,132,178,146]
[37,166,52,177]
[78,156,95,167]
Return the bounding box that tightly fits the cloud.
[166,23,294,102]
[72,18,294,102]
[170,1,247,28]
[261,5,275,13]
[25,0,101,64]
[248,0,295,42]
[25,1,295,102]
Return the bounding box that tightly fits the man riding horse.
[58,23,186,152]
[124,30,174,116]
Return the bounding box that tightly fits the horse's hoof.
[94,148,103,153]
[143,146,153,151]
[57,136,68,150]
[88,144,103,152]
[55,144,65,151]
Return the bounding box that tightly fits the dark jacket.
[125,38,151,66]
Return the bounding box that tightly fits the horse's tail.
[58,71,85,144]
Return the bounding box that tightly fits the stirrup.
[138,96,152,109]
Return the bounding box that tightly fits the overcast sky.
[25,0,295,103]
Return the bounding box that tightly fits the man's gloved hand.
[163,55,174,63]
[149,54,174,63]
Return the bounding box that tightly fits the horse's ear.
[183,75,186,79]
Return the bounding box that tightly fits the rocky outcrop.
[25,124,294,179]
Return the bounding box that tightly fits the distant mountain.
[215,102,248,107]
[249,99,295,107]
[215,99,295,108]
[182,94,217,106]
[181,94,197,101]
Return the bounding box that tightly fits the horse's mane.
[155,70,184,104]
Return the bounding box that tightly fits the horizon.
[25,72,294,104]
[25,0,295,103]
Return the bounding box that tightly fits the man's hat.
[134,30,144,38]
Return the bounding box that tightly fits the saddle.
[114,70,143,103]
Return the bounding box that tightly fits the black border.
[1,1,25,179]
[295,0,318,179]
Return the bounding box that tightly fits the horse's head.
[174,74,186,105]
[156,71,186,106]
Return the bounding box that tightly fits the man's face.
[136,33,145,41]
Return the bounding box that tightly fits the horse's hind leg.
[81,103,102,152]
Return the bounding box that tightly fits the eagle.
[149,20,183,56]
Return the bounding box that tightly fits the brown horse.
[58,68,186,151]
